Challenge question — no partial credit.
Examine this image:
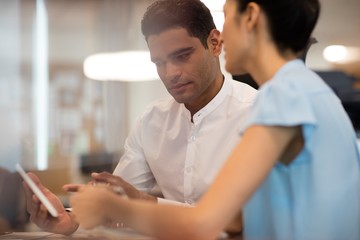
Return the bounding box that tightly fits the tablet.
[15,164,59,218]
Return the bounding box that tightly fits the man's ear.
[207,29,223,56]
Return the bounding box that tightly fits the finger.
[63,184,83,192]
[27,172,42,186]
[23,181,37,203]
[76,184,91,193]
[26,172,51,195]
[22,174,40,202]
[30,203,51,227]
[88,179,107,186]
[91,172,123,185]
[88,180,96,185]
[22,180,41,215]
[27,195,40,214]
[91,172,113,181]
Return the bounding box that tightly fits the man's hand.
[23,173,79,235]
[90,172,157,202]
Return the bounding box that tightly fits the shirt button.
[186,167,192,173]
[190,136,196,142]
[186,200,194,205]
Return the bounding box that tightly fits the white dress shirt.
[113,76,257,205]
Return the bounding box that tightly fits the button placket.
[184,125,196,199]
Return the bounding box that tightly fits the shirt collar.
[182,76,231,125]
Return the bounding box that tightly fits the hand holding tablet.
[16,164,59,218]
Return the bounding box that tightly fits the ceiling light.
[83,51,159,82]
[323,45,348,63]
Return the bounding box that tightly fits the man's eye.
[175,53,190,61]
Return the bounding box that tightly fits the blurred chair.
[317,70,360,132]
[80,152,118,175]
[0,167,27,233]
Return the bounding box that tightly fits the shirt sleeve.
[112,116,156,193]
[157,197,193,207]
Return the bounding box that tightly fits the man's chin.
[172,95,192,104]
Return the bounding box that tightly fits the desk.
[0,227,153,239]
[0,228,242,240]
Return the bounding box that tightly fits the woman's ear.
[244,2,261,32]
[207,29,223,56]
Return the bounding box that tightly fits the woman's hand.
[70,185,120,229]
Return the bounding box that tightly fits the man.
[23,0,256,235]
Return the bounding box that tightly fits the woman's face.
[221,0,249,75]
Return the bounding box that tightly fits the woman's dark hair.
[236,0,320,54]
[141,0,216,49]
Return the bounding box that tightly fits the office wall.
[0,1,22,171]
[0,0,169,181]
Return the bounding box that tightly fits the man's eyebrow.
[151,47,195,63]
[168,47,195,58]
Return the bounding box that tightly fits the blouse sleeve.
[245,78,317,128]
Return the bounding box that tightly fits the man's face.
[147,28,218,106]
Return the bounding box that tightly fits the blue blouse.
[242,60,360,240]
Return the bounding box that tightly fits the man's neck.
[186,74,225,120]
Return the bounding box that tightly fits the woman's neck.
[247,44,297,87]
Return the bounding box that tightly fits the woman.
[70,0,360,239]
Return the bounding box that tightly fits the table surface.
[0,228,243,240]
[0,227,153,240]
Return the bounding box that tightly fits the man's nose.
[165,62,181,82]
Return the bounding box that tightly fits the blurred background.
[0,0,359,232]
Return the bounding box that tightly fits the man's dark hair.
[141,0,216,49]
[236,0,320,54]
